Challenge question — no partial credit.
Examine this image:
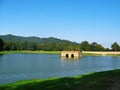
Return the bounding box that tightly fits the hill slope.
[0,34,68,43]
[0,34,79,51]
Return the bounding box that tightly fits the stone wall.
[61,51,82,59]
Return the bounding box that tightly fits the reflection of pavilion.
[61,51,82,59]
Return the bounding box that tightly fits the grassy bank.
[0,51,120,56]
[0,69,120,90]
[83,53,120,56]
[83,51,120,56]
[83,53,102,56]
[0,51,61,54]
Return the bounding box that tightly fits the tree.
[90,42,105,51]
[0,38,4,51]
[111,42,120,51]
[80,41,91,51]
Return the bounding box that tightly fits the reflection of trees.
[61,58,80,69]
[0,54,4,58]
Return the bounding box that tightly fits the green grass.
[1,69,120,90]
[83,53,120,56]
[106,54,120,56]
[82,53,102,56]
[1,51,120,56]
[0,51,61,55]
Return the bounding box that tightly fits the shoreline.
[0,51,61,54]
[82,51,120,56]
[0,51,120,56]
[0,69,120,90]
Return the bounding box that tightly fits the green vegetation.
[1,51,120,57]
[83,53,120,56]
[80,41,105,51]
[0,69,120,90]
[111,42,120,51]
[83,53,102,56]
[0,38,4,51]
[0,34,80,51]
[0,34,120,51]
[0,51,61,54]
[106,54,120,56]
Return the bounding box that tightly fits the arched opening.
[71,54,74,58]
[66,54,69,58]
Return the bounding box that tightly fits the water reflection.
[0,54,4,68]
[0,54,4,59]
[61,57,80,60]
[61,58,79,65]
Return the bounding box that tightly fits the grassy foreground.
[0,69,120,90]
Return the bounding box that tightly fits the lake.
[0,54,120,84]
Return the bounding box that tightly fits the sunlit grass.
[0,51,61,54]
[1,51,120,57]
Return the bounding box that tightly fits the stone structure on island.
[61,51,82,59]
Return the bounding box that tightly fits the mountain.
[0,34,78,44]
[0,34,107,51]
[0,34,79,51]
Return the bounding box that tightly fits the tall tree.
[0,38,4,51]
[80,41,91,51]
[90,42,105,51]
[111,42,120,51]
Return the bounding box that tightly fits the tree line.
[0,34,120,51]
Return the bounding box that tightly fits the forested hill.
[0,34,119,51]
[0,34,66,44]
[0,34,80,51]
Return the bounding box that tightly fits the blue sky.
[0,0,120,48]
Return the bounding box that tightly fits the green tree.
[111,42,120,51]
[80,41,91,51]
[0,38,4,51]
[90,42,105,51]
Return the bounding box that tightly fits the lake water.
[0,54,120,84]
